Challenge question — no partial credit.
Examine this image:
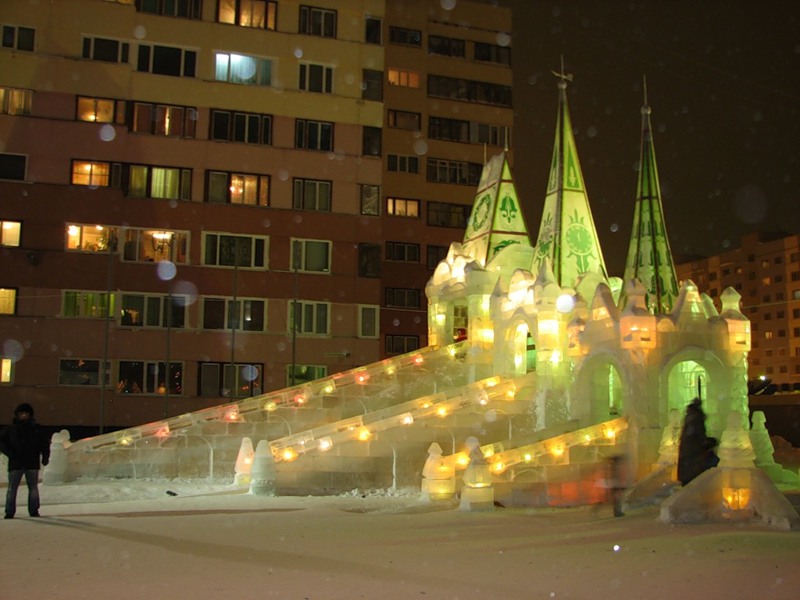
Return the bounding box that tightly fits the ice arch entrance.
[667,359,709,413]
[508,320,536,377]
[573,357,626,422]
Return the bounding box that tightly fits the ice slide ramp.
[54,341,626,501]
[55,341,497,482]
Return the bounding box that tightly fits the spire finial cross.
[551,55,573,89]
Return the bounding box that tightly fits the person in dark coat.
[677,397,719,486]
[0,403,50,518]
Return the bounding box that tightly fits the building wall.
[675,232,800,389]
[0,0,512,430]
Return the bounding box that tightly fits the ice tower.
[532,66,608,289]
[620,80,680,313]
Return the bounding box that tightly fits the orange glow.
[357,428,372,441]
[294,393,306,405]
[281,448,297,461]
[413,355,424,365]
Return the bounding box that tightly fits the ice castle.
[45,75,800,527]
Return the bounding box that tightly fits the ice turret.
[532,62,608,290]
[621,79,679,313]
[461,152,532,267]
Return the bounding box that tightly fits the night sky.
[494,0,800,275]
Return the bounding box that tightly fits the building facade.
[0,0,513,430]
[675,232,800,390]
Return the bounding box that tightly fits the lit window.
[386,197,419,218]
[207,171,269,206]
[71,160,111,186]
[215,52,271,86]
[0,358,12,384]
[360,184,380,216]
[0,288,16,314]
[0,87,32,115]
[387,69,420,88]
[0,221,21,247]
[63,291,116,318]
[217,0,277,29]
[121,228,189,264]
[66,224,118,253]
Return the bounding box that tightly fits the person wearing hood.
[0,403,50,518]
[677,397,719,486]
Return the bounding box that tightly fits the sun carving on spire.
[565,209,595,273]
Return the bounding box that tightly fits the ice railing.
[268,373,526,462]
[443,416,629,476]
[69,340,476,453]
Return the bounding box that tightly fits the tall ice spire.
[532,59,608,289]
[461,151,531,267]
[621,78,679,313]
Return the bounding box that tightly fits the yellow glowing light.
[506,389,515,399]
[357,373,369,384]
[514,354,523,367]
[400,414,414,425]
[119,436,133,447]
[455,453,470,467]
[294,393,306,404]
[357,428,372,441]
[583,433,592,443]
[435,313,446,324]
[492,462,505,473]
[282,448,298,461]
[420,401,431,409]
[483,448,495,458]
[604,428,616,440]
[385,367,396,376]
[264,401,277,411]
[539,319,559,335]
[549,350,562,364]
[244,457,252,465]
[68,225,80,236]
[436,406,448,417]
[523,453,532,462]
[480,328,495,343]
[413,355,424,365]
[722,487,751,510]
[550,444,565,457]
[225,410,239,421]
[447,347,457,357]
[318,437,333,451]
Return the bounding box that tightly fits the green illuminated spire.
[461,152,531,266]
[621,79,679,314]
[532,62,608,289]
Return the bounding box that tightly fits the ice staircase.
[56,341,628,504]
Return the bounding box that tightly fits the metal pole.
[98,230,116,434]
[164,287,171,419]
[291,240,300,387]
[230,237,240,395]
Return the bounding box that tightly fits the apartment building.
[0,0,513,431]
[675,232,800,389]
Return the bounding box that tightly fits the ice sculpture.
[421,442,456,502]
[234,437,255,486]
[48,71,794,528]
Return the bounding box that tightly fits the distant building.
[675,232,800,390]
[0,0,512,430]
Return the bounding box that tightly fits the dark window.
[388,110,421,131]
[474,41,511,65]
[83,37,129,63]
[365,17,381,44]
[386,242,420,262]
[389,26,421,46]
[428,74,512,107]
[427,245,448,270]
[299,5,336,37]
[2,25,35,51]
[426,159,482,186]
[136,0,202,18]
[295,119,333,151]
[210,110,272,144]
[428,201,470,228]
[428,35,465,58]
[362,69,383,101]
[385,288,420,308]
[358,244,381,278]
[360,184,380,216]
[138,44,196,77]
[0,153,26,180]
[385,335,419,354]
[362,126,381,157]
[387,154,419,174]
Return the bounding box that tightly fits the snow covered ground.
[2,479,799,599]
